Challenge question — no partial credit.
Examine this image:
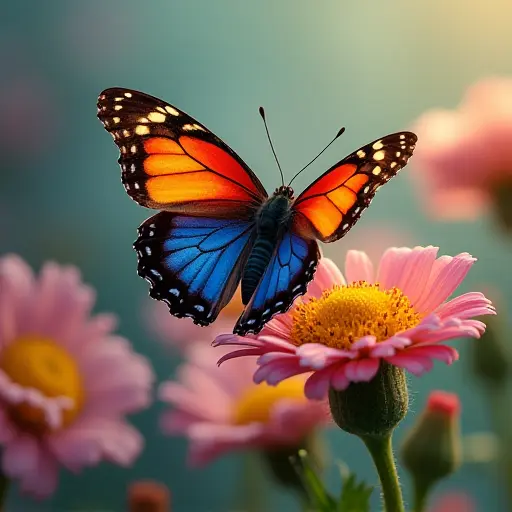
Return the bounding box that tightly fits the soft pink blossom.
[0,255,154,498]
[159,342,329,466]
[214,248,495,400]
[411,77,512,220]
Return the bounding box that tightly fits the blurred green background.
[1,1,511,510]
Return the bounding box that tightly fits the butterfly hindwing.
[234,229,320,335]
[292,132,417,242]
[97,88,267,218]
[135,212,256,325]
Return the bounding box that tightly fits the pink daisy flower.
[145,286,244,352]
[159,342,329,466]
[0,255,154,498]
[214,247,495,400]
[410,77,512,221]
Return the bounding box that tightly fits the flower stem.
[362,435,404,512]
[411,478,431,512]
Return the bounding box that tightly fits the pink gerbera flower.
[214,247,495,400]
[0,255,154,498]
[411,77,512,222]
[159,342,329,466]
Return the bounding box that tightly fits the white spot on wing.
[165,105,180,116]
[135,125,150,135]
[373,150,385,161]
[372,141,384,150]
[148,112,166,123]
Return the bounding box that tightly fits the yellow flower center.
[0,335,85,435]
[290,282,421,350]
[233,378,306,425]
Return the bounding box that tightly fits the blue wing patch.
[135,213,255,325]
[234,230,320,335]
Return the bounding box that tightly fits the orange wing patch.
[144,138,184,155]
[293,163,360,239]
[297,164,357,201]
[180,136,261,196]
[145,155,205,176]
[295,198,343,239]
[146,171,255,205]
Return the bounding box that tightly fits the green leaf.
[337,466,373,512]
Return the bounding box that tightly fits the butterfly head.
[274,185,294,199]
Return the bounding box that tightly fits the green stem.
[411,478,431,512]
[362,435,404,512]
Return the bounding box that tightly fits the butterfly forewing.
[292,132,417,243]
[97,88,267,216]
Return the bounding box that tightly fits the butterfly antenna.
[288,127,346,187]
[259,107,285,186]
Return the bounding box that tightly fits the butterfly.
[97,88,417,336]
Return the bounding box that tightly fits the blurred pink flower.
[159,342,329,466]
[215,248,495,399]
[0,255,154,498]
[428,491,476,512]
[411,77,512,221]
[145,287,244,352]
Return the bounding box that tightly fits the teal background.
[1,1,511,510]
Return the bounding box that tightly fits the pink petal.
[436,292,495,319]
[0,255,34,345]
[304,368,336,399]
[297,343,355,369]
[331,364,351,390]
[3,434,40,477]
[377,247,416,289]
[20,447,59,498]
[404,344,459,364]
[415,253,476,313]
[386,353,435,375]
[158,380,230,423]
[344,358,380,382]
[254,358,306,385]
[394,246,439,306]
[344,251,375,283]
[351,335,378,351]
[217,348,265,365]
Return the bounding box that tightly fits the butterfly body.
[241,186,295,305]
[97,88,417,335]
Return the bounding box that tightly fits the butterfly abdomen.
[241,193,293,305]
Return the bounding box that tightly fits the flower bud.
[328,361,408,438]
[401,391,461,489]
